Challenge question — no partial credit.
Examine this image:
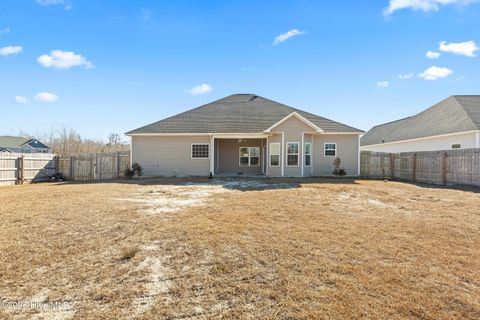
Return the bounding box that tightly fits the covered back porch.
[210,134,267,176]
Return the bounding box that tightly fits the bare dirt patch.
[0,178,479,319]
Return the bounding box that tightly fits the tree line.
[18,127,129,154]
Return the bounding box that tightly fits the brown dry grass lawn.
[0,178,479,319]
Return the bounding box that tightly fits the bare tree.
[18,126,129,154]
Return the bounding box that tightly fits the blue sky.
[1,0,479,140]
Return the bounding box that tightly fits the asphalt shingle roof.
[127,94,363,135]
[361,95,480,146]
[0,136,30,148]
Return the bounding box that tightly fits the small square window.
[451,144,461,149]
[192,144,209,159]
[324,143,336,157]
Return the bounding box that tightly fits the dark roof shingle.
[127,94,363,134]
[361,95,480,146]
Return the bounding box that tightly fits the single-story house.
[361,95,480,153]
[126,94,363,177]
[0,136,51,153]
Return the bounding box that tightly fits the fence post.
[19,155,25,184]
[69,155,74,181]
[54,156,59,174]
[390,153,395,180]
[117,152,121,178]
[92,154,96,180]
[442,151,448,185]
[412,152,417,182]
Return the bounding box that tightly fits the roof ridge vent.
[248,95,258,101]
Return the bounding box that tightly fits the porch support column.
[281,132,285,177]
[210,135,215,176]
[301,132,304,177]
[476,131,480,148]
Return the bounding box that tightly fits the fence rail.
[361,148,480,186]
[0,151,130,186]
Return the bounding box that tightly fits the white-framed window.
[304,142,311,166]
[239,147,260,166]
[191,143,209,159]
[269,143,280,166]
[451,143,461,149]
[286,142,299,166]
[324,143,336,157]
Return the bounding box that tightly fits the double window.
[191,143,209,159]
[239,147,260,166]
[304,143,311,166]
[324,143,336,157]
[287,142,299,166]
[269,143,280,166]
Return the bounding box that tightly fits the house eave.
[126,132,269,138]
[361,129,480,148]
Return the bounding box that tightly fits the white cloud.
[439,40,479,57]
[14,96,28,104]
[418,66,453,80]
[426,50,441,59]
[0,46,23,56]
[376,81,390,88]
[0,27,10,34]
[34,92,59,102]
[273,29,305,46]
[36,0,72,10]
[384,0,479,15]
[186,84,212,95]
[37,50,93,69]
[398,73,414,80]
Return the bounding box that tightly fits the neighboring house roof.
[361,95,480,146]
[0,136,50,149]
[127,94,363,135]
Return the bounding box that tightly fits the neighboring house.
[126,94,363,177]
[361,95,480,153]
[0,136,51,153]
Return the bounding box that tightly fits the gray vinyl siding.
[360,131,478,152]
[272,116,316,177]
[132,135,210,177]
[217,139,264,174]
[313,134,360,176]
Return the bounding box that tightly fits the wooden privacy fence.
[0,152,57,186]
[361,148,480,186]
[57,151,130,181]
[0,151,130,186]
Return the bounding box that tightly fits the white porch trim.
[209,135,214,175]
[281,132,285,176]
[301,132,305,176]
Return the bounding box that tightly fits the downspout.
[209,134,214,176]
